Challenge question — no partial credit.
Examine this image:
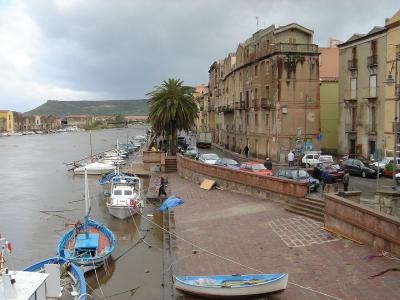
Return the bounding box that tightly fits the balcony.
[367,55,378,68]
[225,104,234,113]
[261,98,273,109]
[273,43,318,54]
[348,59,358,71]
[345,123,357,132]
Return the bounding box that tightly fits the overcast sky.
[0,0,398,112]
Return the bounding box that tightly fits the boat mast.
[84,168,91,233]
[89,131,93,162]
[116,139,120,174]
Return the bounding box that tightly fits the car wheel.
[361,171,366,178]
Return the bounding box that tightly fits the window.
[246,113,249,126]
[239,92,242,102]
[265,113,269,128]
[255,113,258,127]
[266,40,270,50]
[265,86,270,99]
[351,107,357,131]
[255,64,258,76]
[350,78,357,99]
[124,190,132,195]
[369,75,376,97]
[289,37,296,44]
[370,106,376,132]
[266,61,269,74]
[114,190,122,195]
[371,40,377,55]
[254,88,258,101]
[352,47,357,60]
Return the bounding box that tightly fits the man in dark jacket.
[243,145,249,158]
[264,158,272,170]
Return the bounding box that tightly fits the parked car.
[314,162,345,181]
[214,158,240,169]
[276,168,319,192]
[198,153,220,165]
[342,158,378,178]
[240,162,273,176]
[183,146,199,159]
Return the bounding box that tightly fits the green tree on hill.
[147,78,198,155]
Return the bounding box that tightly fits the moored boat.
[106,175,144,219]
[24,257,87,300]
[73,161,116,175]
[174,273,288,298]
[58,169,116,272]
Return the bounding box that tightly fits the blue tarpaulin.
[159,195,184,211]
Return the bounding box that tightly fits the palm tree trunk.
[171,121,177,156]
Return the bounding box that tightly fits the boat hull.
[57,219,116,273]
[106,204,140,219]
[174,273,288,299]
[24,256,87,300]
[74,167,116,175]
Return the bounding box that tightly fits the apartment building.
[319,39,340,154]
[384,10,400,157]
[207,23,320,161]
[338,27,387,157]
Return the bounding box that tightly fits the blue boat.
[58,169,116,272]
[24,256,88,300]
[174,273,288,298]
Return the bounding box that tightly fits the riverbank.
[164,173,400,300]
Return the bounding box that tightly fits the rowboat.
[24,257,87,300]
[174,273,288,298]
[58,169,116,272]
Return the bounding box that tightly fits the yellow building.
[0,110,16,133]
[384,10,400,156]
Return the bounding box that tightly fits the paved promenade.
[167,173,400,300]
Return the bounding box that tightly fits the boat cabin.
[74,233,100,258]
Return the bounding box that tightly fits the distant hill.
[26,99,148,117]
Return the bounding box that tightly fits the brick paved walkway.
[167,173,400,300]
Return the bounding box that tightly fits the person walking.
[343,170,350,192]
[288,150,295,167]
[243,145,249,158]
[264,157,272,170]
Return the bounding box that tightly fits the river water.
[0,127,163,299]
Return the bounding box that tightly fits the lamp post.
[385,56,399,188]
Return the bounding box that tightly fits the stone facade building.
[207,23,320,161]
[384,10,400,157]
[338,27,387,157]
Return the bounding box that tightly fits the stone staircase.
[285,196,325,222]
[165,156,177,173]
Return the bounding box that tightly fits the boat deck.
[65,226,110,254]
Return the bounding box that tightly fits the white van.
[302,153,333,167]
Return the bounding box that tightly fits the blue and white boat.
[24,257,88,300]
[174,273,288,298]
[58,169,116,272]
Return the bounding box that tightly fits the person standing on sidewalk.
[243,145,249,158]
[343,170,350,191]
[288,150,295,167]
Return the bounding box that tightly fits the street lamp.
[385,58,399,188]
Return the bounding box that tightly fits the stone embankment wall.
[177,155,308,203]
[324,193,400,256]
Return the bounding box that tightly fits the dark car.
[276,168,319,192]
[214,158,240,169]
[342,158,378,178]
[315,162,345,181]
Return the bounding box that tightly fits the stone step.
[285,206,324,222]
[300,197,325,208]
[287,200,324,213]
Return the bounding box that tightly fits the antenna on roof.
[256,16,259,31]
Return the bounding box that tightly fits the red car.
[240,162,273,176]
[308,162,345,180]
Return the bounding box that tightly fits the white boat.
[73,162,116,175]
[174,273,288,298]
[106,175,144,219]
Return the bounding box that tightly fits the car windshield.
[203,154,219,160]
[252,164,266,170]
[291,170,308,178]
[187,146,196,151]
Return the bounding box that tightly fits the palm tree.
[147,78,198,155]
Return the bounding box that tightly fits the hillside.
[26,99,148,117]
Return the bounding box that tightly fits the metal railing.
[261,98,273,109]
[367,55,378,67]
[345,123,357,132]
[273,43,318,53]
[348,59,358,70]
